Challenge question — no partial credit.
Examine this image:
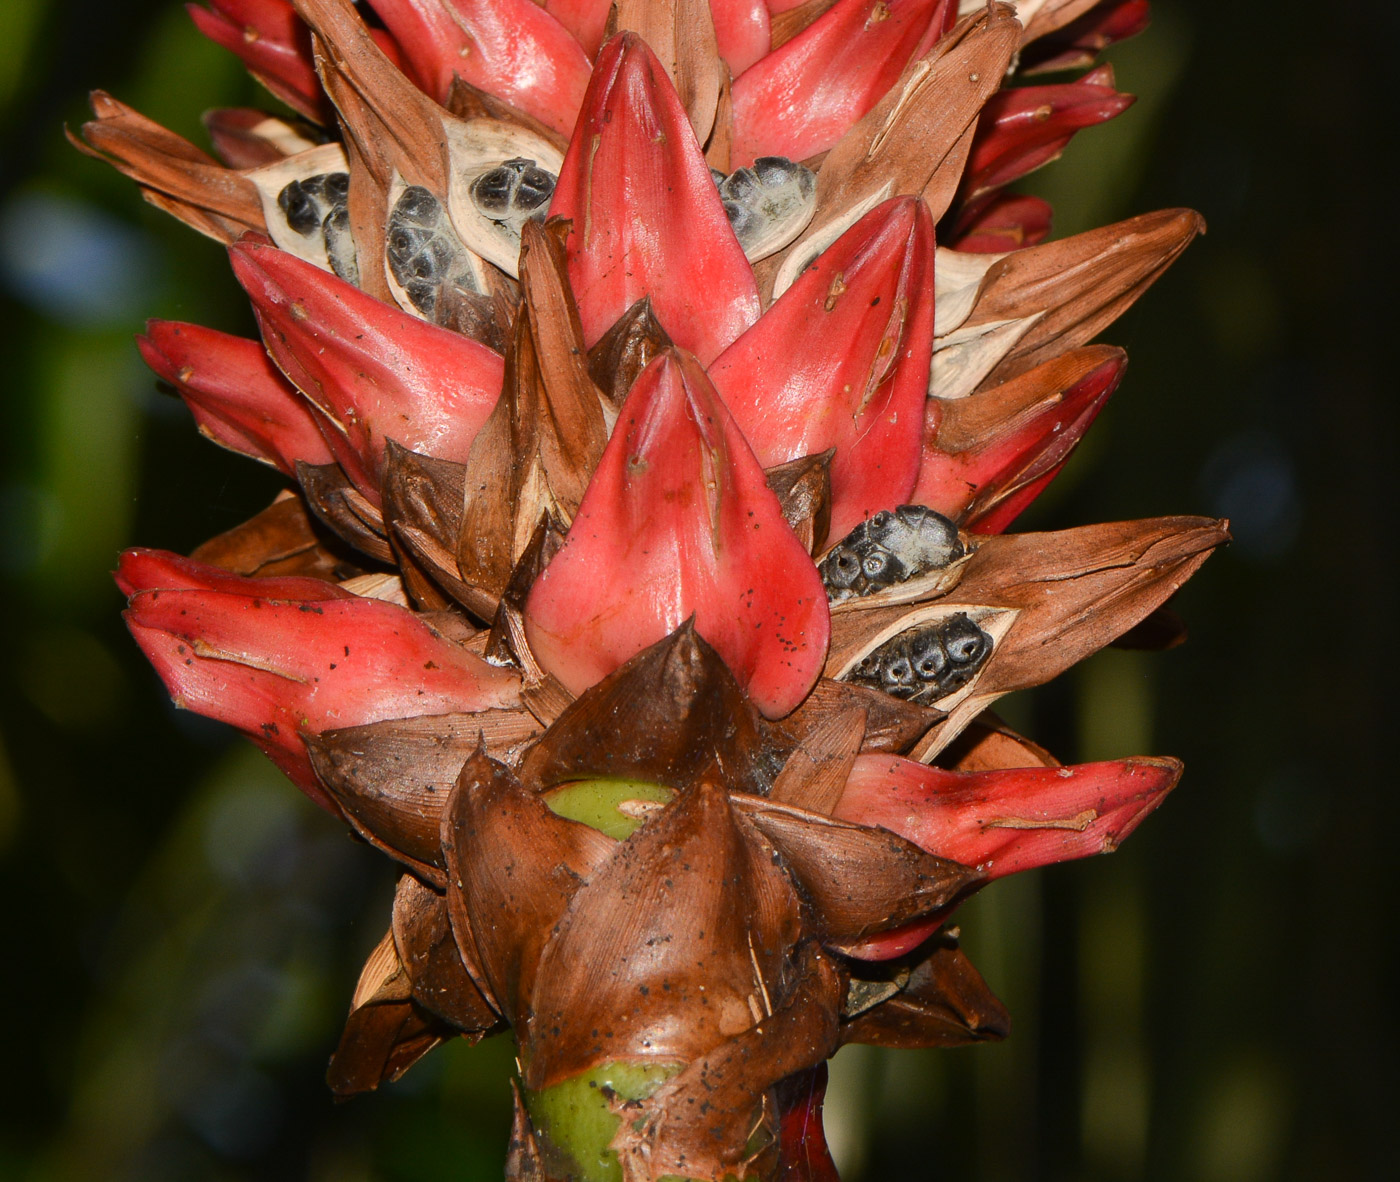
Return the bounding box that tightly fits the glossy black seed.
[322,206,359,286]
[470,158,556,219]
[394,185,442,225]
[278,180,321,235]
[323,172,350,200]
[844,613,993,705]
[514,163,556,211]
[820,504,964,601]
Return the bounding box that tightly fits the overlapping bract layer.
[88,2,1222,1178]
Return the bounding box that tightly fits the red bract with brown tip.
[730,0,956,168]
[230,237,504,501]
[549,32,760,363]
[120,550,521,811]
[711,196,936,541]
[367,0,590,134]
[525,348,830,719]
[138,320,336,475]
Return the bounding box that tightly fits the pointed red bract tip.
[228,237,504,501]
[138,320,334,476]
[187,1,329,122]
[730,0,955,168]
[961,68,1136,201]
[548,33,760,365]
[836,752,1182,878]
[712,0,773,76]
[710,196,935,541]
[369,0,590,135]
[524,348,830,719]
[951,192,1054,253]
[913,351,1126,532]
[119,549,521,811]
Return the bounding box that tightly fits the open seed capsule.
[442,121,564,279]
[246,142,352,274]
[845,613,994,706]
[820,505,965,603]
[385,182,484,319]
[715,156,817,263]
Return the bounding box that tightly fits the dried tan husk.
[392,874,502,1033]
[190,490,361,582]
[456,221,608,607]
[444,751,616,1032]
[769,0,842,49]
[839,934,1010,1049]
[296,461,395,563]
[773,678,946,756]
[764,450,834,557]
[325,929,450,1096]
[69,91,265,243]
[963,208,1207,386]
[516,621,779,798]
[525,782,805,1089]
[609,0,724,146]
[767,704,865,814]
[761,5,1021,302]
[729,794,982,942]
[586,297,674,415]
[609,942,842,1181]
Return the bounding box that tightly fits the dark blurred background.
[1,2,1394,1179]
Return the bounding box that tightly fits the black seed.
[278,179,321,235]
[843,613,993,705]
[515,163,556,210]
[820,504,964,602]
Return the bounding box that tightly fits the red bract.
[137,319,335,475]
[913,347,1126,532]
[524,348,829,719]
[119,550,521,811]
[711,0,772,75]
[951,192,1054,253]
[549,33,760,364]
[542,0,612,58]
[188,1,328,121]
[229,237,504,501]
[710,196,935,541]
[836,751,1181,877]
[1022,0,1152,74]
[367,0,590,135]
[961,66,1135,201]
[730,0,955,168]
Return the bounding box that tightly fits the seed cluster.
[387,185,479,316]
[820,505,965,602]
[846,613,994,704]
[278,172,358,284]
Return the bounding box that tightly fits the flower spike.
[366,0,591,136]
[137,320,335,475]
[549,32,760,363]
[711,196,936,541]
[229,236,504,499]
[730,0,956,169]
[524,347,830,718]
[118,550,522,811]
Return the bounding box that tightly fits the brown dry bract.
[731,794,982,942]
[444,751,615,1033]
[69,92,265,243]
[457,221,609,605]
[840,935,1010,1049]
[296,460,395,563]
[326,929,450,1096]
[765,450,834,557]
[527,783,805,1089]
[609,0,724,146]
[190,490,359,582]
[757,5,1020,301]
[517,622,779,797]
[392,874,502,1033]
[966,208,1206,386]
[587,297,675,410]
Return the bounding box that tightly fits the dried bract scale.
[844,611,994,705]
[819,504,966,603]
[716,155,818,261]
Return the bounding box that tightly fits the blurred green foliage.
[1,3,1394,1180]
